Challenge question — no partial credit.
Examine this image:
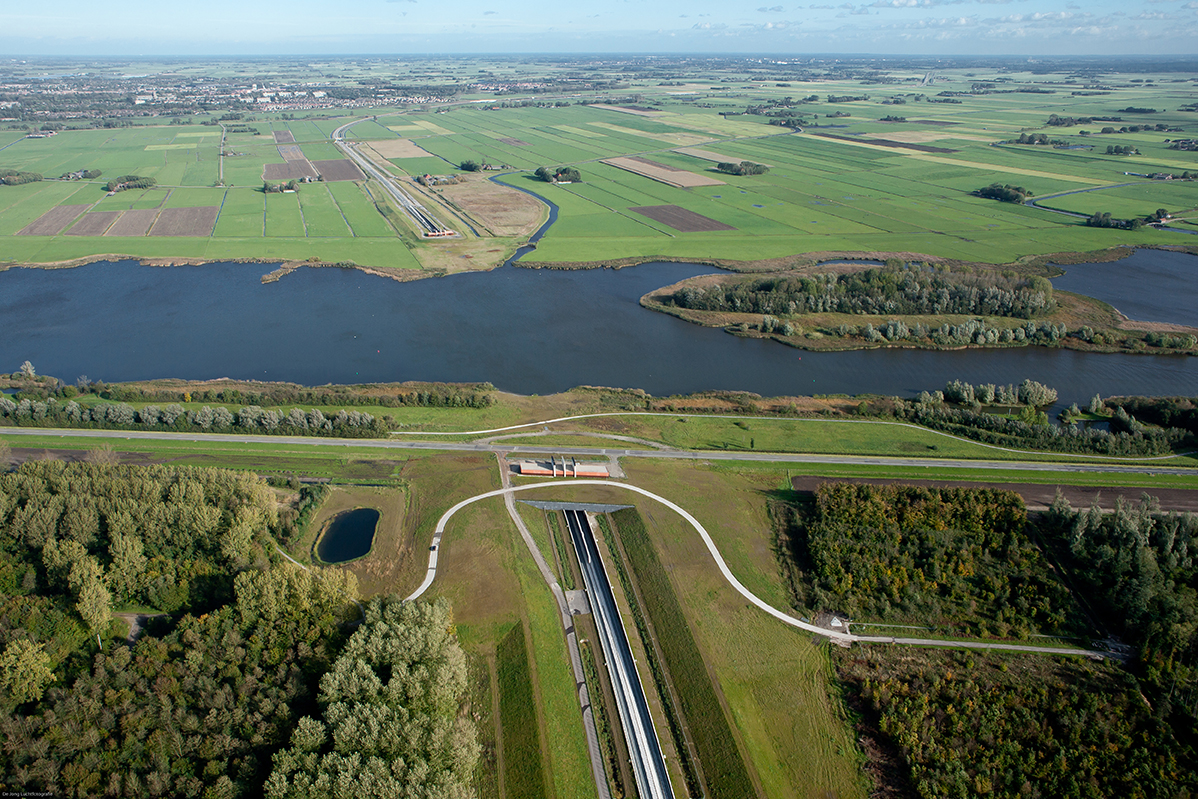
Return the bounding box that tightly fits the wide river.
[0,249,1194,404]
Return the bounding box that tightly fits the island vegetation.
[664,263,1056,319]
[642,256,1198,356]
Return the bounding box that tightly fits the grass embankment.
[576,634,625,799]
[299,485,410,596]
[497,622,549,799]
[593,512,701,796]
[546,512,575,590]
[612,508,758,798]
[700,458,1198,491]
[514,534,598,799]
[483,434,660,450]
[6,379,1195,468]
[563,414,1198,467]
[407,460,594,799]
[617,461,869,798]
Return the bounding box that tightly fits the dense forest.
[832,488,1198,799]
[782,483,1075,637]
[666,265,1056,319]
[1042,493,1198,719]
[839,647,1198,799]
[0,461,475,798]
[265,597,478,798]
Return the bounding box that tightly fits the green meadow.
[1,66,1195,275]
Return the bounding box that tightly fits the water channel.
[0,249,1194,405]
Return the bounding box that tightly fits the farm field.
[2,64,1195,276]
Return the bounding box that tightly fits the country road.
[2,426,1195,477]
[407,480,1117,659]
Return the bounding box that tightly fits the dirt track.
[790,475,1198,512]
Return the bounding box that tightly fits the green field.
[497,623,549,799]
[611,507,758,798]
[297,183,352,237]
[3,65,1196,273]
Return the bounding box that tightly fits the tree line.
[35,380,496,410]
[105,175,156,192]
[0,397,390,438]
[942,378,1057,407]
[667,264,1056,320]
[895,399,1184,457]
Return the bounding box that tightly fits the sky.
[2,0,1196,56]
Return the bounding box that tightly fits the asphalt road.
[408,481,1118,668]
[2,426,1195,478]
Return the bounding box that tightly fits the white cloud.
[871,0,963,7]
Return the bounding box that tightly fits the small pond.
[316,508,380,564]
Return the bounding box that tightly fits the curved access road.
[407,479,1110,658]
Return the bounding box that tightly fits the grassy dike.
[610,507,759,798]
